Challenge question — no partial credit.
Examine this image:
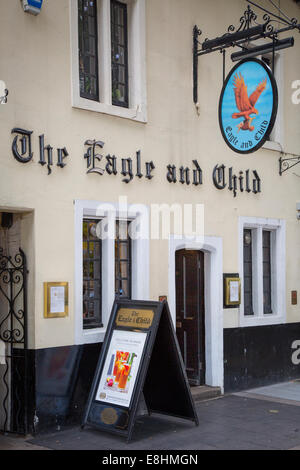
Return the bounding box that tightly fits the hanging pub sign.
[82,299,198,442]
[219,58,278,154]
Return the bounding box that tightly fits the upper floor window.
[71,0,147,122]
[78,0,99,101]
[261,51,283,150]
[111,0,129,107]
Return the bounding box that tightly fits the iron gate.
[0,247,28,434]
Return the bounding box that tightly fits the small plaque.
[223,274,241,308]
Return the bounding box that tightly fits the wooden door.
[175,250,205,386]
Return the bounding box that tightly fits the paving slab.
[246,381,300,401]
[234,381,300,407]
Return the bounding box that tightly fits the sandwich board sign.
[81,299,199,442]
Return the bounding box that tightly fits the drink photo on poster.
[95,329,147,408]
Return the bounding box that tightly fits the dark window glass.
[83,219,102,329]
[263,230,272,314]
[111,0,129,108]
[115,220,131,298]
[78,0,99,101]
[243,229,253,315]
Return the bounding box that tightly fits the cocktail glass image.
[118,364,131,389]
[113,351,123,376]
[115,361,123,382]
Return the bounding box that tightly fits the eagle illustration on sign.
[232,73,267,132]
[219,58,278,154]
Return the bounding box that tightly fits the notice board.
[81,299,198,442]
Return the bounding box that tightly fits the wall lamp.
[231,37,294,62]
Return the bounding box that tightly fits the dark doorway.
[175,249,205,386]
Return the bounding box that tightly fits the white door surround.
[168,235,224,392]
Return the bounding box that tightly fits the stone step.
[190,385,222,402]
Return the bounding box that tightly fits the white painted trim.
[238,216,286,327]
[168,235,224,392]
[74,200,150,345]
[70,0,147,123]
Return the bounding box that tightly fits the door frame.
[169,235,224,392]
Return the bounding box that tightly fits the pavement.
[1,381,300,451]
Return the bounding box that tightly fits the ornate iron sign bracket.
[193,1,300,104]
[279,154,300,176]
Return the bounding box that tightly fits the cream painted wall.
[0,0,299,348]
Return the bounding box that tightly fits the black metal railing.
[0,248,28,434]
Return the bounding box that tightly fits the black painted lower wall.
[26,342,102,434]
[22,322,300,434]
[224,322,300,393]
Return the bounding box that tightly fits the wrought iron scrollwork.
[0,247,28,434]
[193,1,300,103]
[228,6,260,33]
[279,155,300,176]
[0,248,27,346]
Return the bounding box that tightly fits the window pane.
[83,218,102,328]
[243,229,253,315]
[111,0,129,108]
[78,0,99,101]
[115,220,131,299]
[263,230,272,314]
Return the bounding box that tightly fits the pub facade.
[0,0,299,435]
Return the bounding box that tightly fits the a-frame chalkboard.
[81,299,199,442]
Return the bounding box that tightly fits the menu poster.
[50,286,65,314]
[95,330,147,408]
[44,282,68,318]
[229,280,240,303]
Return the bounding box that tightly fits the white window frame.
[238,216,286,327]
[70,0,147,122]
[74,199,149,344]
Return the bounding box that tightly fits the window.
[239,217,286,327]
[111,1,129,107]
[243,41,283,151]
[115,220,131,298]
[75,200,149,344]
[71,0,147,122]
[262,230,272,314]
[82,219,102,328]
[243,229,253,316]
[78,0,99,101]
[261,51,284,150]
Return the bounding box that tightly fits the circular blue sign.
[219,58,278,154]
